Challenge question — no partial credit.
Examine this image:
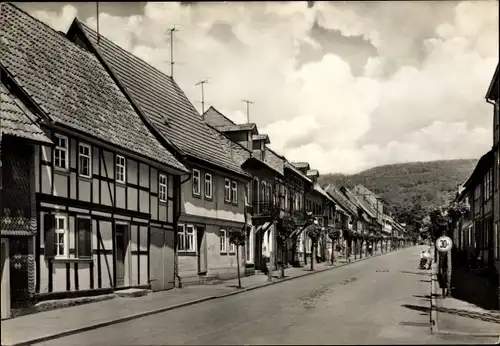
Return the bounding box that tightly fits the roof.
[307,169,319,177]
[325,184,358,217]
[1,83,52,144]
[263,147,285,175]
[352,184,389,205]
[70,20,247,177]
[253,134,270,144]
[313,183,334,203]
[291,162,310,170]
[207,124,282,177]
[0,3,186,172]
[284,161,312,184]
[215,123,257,132]
[463,149,494,189]
[341,187,377,220]
[486,62,499,101]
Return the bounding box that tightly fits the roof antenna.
[96,1,100,45]
[241,100,254,124]
[196,79,209,116]
[169,26,179,78]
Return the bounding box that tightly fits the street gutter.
[3,249,400,346]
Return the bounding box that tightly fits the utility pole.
[168,26,178,78]
[96,1,100,45]
[196,79,209,115]
[241,100,254,124]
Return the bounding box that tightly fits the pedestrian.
[368,242,373,256]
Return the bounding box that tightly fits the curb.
[429,258,500,339]
[4,248,401,346]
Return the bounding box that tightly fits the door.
[115,224,128,287]
[150,227,175,292]
[197,227,207,274]
[1,239,10,319]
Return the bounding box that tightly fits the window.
[220,229,227,253]
[224,178,231,202]
[159,174,167,202]
[204,173,212,199]
[231,180,238,203]
[284,188,288,210]
[116,155,126,183]
[177,224,185,251]
[192,169,200,196]
[245,183,250,205]
[228,231,236,253]
[177,224,196,252]
[261,182,266,203]
[185,225,195,251]
[494,223,499,260]
[76,218,92,258]
[54,134,68,170]
[55,215,67,258]
[78,143,92,178]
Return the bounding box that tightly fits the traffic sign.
[436,235,452,253]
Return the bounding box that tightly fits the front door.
[197,227,207,274]
[115,224,128,287]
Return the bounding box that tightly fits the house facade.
[67,22,252,286]
[1,3,188,316]
[485,62,499,306]
[1,83,53,318]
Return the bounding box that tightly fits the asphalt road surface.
[39,247,484,345]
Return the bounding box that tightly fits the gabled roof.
[0,3,186,172]
[352,184,389,205]
[291,162,310,170]
[284,161,312,184]
[325,184,358,217]
[1,83,52,145]
[253,134,270,144]
[486,62,499,101]
[207,124,282,177]
[307,169,319,177]
[69,19,247,177]
[341,187,376,220]
[463,149,494,189]
[204,106,259,134]
[313,183,334,203]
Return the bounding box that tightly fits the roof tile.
[0,84,52,144]
[0,3,186,172]
[75,21,247,177]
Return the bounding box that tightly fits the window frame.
[54,134,69,171]
[78,143,92,178]
[116,155,126,184]
[231,180,238,204]
[76,216,92,259]
[220,229,227,253]
[177,224,186,251]
[185,225,196,252]
[204,172,213,199]
[159,173,168,202]
[224,178,231,202]
[54,214,68,258]
[192,169,201,196]
[228,229,236,253]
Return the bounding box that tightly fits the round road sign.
[436,235,453,253]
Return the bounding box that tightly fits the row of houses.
[453,62,500,307]
[0,3,408,319]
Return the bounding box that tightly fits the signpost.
[436,235,452,253]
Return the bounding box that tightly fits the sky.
[17,1,499,174]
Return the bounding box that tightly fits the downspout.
[174,172,191,288]
[486,99,496,271]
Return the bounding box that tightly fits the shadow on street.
[400,271,432,277]
[401,304,500,324]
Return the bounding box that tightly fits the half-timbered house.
[1,83,53,318]
[1,3,188,304]
[67,20,251,286]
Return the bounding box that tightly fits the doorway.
[115,223,129,287]
[197,227,207,275]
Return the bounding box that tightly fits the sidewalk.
[1,250,390,346]
[430,262,500,338]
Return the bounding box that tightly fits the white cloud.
[29,1,498,174]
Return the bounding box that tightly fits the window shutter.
[44,214,56,259]
[77,218,92,258]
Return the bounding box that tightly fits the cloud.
[28,1,498,174]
